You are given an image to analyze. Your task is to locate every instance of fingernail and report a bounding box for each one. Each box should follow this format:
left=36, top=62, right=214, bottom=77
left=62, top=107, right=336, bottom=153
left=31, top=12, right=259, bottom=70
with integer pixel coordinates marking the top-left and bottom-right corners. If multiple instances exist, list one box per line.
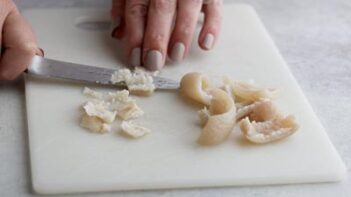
left=170, top=42, right=185, bottom=62
left=203, top=33, right=214, bottom=50
left=36, top=48, right=45, bottom=56
left=145, top=50, right=163, bottom=70
left=130, top=48, right=141, bottom=67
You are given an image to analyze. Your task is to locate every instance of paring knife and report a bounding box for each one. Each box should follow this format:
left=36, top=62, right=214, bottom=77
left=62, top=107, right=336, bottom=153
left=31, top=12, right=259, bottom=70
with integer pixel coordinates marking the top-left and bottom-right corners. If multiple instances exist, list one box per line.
left=26, top=55, right=180, bottom=90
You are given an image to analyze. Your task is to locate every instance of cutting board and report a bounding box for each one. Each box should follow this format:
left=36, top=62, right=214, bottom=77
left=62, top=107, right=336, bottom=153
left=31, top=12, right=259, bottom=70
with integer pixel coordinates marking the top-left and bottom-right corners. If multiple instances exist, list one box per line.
left=24, top=4, right=346, bottom=195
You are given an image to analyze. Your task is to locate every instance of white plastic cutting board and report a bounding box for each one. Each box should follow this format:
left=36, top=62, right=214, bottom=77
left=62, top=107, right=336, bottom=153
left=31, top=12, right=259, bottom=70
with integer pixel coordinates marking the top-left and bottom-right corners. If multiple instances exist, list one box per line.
left=24, top=4, right=346, bottom=195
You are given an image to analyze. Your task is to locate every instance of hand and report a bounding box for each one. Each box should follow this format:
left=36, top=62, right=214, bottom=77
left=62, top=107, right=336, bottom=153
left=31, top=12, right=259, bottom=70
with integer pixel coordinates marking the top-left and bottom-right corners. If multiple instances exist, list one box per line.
left=0, top=0, right=43, bottom=81
left=111, top=0, right=223, bottom=70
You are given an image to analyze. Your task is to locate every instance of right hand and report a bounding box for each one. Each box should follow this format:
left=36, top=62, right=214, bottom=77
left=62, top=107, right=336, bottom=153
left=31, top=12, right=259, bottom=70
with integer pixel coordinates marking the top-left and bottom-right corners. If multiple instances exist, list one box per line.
left=0, top=0, right=43, bottom=81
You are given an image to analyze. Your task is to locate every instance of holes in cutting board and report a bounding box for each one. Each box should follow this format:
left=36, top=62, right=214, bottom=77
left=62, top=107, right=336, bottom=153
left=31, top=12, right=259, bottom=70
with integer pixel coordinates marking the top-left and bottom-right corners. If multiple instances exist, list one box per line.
left=75, top=16, right=111, bottom=31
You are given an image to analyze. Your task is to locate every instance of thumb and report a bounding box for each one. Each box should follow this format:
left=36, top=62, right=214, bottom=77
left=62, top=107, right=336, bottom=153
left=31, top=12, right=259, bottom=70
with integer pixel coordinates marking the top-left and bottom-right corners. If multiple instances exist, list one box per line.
left=0, top=7, right=43, bottom=81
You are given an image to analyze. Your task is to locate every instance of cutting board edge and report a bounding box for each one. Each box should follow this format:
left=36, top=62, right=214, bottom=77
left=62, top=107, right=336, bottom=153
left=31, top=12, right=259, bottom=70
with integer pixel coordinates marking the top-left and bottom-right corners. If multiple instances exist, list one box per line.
left=31, top=170, right=347, bottom=195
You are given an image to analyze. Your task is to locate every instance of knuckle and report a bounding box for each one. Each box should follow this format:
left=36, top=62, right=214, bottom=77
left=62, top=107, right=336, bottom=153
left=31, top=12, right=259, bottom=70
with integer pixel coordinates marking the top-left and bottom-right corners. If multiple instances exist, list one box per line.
left=175, top=16, right=195, bottom=38
left=177, top=24, right=192, bottom=38
left=128, top=1, right=148, bottom=17
left=180, top=29, right=192, bottom=38
left=151, top=0, right=176, bottom=12
left=148, top=32, right=167, bottom=44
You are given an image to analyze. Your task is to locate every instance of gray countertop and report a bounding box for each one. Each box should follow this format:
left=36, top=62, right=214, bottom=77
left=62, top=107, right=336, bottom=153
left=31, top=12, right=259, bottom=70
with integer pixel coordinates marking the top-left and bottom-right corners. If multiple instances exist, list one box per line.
left=1, top=0, right=350, bottom=196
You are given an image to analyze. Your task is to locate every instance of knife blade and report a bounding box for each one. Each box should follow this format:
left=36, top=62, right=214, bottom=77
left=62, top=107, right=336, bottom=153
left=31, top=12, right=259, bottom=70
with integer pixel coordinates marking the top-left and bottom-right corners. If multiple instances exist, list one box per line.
left=26, top=55, right=180, bottom=90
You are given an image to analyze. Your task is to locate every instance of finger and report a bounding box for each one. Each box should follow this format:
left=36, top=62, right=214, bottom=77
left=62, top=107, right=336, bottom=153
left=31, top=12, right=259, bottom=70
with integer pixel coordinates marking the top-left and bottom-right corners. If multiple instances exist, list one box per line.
left=0, top=0, right=15, bottom=55
left=111, top=0, right=126, bottom=39
left=168, top=0, right=203, bottom=62
left=198, top=0, right=222, bottom=50
left=143, top=0, right=176, bottom=70
left=0, top=9, right=41, bottom=81
left=125, top=0, right=149, bottom=67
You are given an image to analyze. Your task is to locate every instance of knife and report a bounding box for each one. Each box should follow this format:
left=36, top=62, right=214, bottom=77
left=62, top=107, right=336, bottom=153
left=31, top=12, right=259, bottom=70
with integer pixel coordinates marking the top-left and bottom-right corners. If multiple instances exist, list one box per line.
left=26, top=55, right=180, bottom=90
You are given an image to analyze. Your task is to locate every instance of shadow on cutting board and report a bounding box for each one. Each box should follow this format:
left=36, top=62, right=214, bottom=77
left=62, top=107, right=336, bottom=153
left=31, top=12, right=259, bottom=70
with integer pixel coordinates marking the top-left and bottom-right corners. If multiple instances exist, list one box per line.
left=75, top=18, right=128, bottom=67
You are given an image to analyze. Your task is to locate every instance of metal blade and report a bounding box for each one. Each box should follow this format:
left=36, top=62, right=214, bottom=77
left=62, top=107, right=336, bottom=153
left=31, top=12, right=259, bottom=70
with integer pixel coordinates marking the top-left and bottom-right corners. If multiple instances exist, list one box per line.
left=27, top=55, right=180, bottom=90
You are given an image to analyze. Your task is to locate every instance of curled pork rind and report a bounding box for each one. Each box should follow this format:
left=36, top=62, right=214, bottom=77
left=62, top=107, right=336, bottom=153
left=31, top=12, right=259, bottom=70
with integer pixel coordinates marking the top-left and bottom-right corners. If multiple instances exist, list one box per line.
left=236, top=100, right=279, bottom=122
left=180, top=72, right=213, bottom=106
left=239, top=115, right=299, bottom=144
left=198, top=88, right=236, bottom=146
left=198, top=107, right=210, bottom=126
left=222, top=79, right=279, bottom=102
left=233, top=81, right=279, bottom=102
left=179, top=72, right=299, bottom=145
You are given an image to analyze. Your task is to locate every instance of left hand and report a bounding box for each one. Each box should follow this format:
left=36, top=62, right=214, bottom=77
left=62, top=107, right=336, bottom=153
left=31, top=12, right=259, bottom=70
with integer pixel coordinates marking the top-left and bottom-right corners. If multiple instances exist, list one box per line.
left=111, top=0, right=223, bottom=70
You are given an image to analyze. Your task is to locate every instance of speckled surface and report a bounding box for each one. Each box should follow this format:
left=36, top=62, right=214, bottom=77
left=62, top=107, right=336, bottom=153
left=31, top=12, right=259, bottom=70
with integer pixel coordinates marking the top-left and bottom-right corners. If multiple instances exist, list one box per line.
left=1, top=0, right=350, bottom=196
